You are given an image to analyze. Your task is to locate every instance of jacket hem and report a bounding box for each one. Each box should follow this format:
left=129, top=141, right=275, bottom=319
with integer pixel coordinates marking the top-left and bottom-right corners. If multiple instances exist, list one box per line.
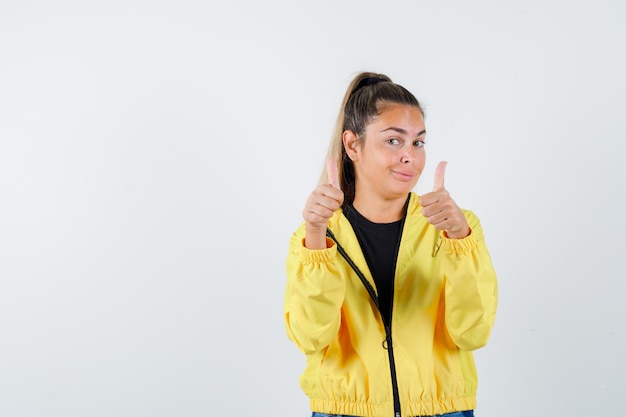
left=310, top=396, right=476, bottom=417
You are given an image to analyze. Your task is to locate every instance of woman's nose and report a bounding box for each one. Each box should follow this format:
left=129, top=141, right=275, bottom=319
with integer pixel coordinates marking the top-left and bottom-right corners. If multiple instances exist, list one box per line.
left=401, top=147, right=412, bottom=164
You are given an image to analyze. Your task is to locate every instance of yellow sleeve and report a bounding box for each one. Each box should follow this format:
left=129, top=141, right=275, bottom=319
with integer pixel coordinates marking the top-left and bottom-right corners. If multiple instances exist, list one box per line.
left=441, top=210, right=498, bottom=351
left=284, top=226, right=346, bottom=355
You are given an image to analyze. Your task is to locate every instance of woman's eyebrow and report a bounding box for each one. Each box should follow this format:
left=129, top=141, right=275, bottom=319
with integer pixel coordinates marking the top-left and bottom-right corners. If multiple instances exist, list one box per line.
left=380, top=127, right=426, bottom=137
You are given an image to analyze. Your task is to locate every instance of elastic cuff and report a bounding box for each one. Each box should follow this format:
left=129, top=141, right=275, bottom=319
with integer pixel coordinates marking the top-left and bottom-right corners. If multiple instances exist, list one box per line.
left=299, top=238, right=337, bottom=264
left=442, top=231, right=478, bottom=255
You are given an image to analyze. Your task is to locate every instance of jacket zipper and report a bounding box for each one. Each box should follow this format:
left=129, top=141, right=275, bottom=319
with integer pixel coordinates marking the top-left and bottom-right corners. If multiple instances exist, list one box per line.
left=386, top=196, right=408, bottom=417
left=326, top=195, right=409, bottom=417
left=384, top=323, right=401, bottom=417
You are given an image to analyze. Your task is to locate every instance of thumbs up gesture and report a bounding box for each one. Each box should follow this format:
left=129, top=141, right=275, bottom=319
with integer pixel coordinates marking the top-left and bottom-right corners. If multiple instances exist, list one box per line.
left=420, top=161, right=470, bottom=239
left=302, top=157, right=345, bottom=248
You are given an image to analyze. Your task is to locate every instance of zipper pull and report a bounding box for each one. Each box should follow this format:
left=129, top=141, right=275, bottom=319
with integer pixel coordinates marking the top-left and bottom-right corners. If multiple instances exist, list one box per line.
left=382, top=326, right=392, bottom=350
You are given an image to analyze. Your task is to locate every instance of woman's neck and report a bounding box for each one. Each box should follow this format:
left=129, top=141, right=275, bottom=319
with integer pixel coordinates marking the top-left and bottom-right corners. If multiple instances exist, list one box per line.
left=351, top=193, right=409, bottom=223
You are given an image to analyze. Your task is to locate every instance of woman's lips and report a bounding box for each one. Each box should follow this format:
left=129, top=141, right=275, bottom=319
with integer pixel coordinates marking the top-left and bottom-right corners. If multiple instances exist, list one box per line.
left=392, top=170, right=416, bottom=181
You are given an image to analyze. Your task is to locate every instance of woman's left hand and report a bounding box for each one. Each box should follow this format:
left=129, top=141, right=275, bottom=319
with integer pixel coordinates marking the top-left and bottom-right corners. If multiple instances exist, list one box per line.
left=420, top=161, right=470, bottom=239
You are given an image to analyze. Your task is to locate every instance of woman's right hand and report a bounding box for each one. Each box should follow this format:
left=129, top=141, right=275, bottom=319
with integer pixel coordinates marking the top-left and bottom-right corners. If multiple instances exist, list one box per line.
left=302, top=157, right=344, bottom=249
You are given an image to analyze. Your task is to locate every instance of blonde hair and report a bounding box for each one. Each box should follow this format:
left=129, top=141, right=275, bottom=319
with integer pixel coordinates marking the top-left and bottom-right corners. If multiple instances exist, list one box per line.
left=320, top=72, right=423, bottom=207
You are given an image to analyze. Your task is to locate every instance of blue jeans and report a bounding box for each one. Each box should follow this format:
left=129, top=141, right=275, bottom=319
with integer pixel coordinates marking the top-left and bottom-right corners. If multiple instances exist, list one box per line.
left=312, top=411, right=474, bottom=417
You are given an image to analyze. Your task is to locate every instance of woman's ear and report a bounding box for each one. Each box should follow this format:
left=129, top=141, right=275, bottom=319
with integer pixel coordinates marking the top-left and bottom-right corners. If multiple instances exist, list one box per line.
left=343, top=130, right=360, bottom=161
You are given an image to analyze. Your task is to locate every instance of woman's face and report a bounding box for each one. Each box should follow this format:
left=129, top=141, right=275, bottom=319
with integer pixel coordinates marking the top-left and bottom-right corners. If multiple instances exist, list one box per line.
left=348, top=103, right=426, bottom=201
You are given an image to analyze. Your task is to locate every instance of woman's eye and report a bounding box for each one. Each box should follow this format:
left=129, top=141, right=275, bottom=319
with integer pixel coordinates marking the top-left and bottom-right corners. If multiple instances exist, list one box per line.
left=414, top=140, right=425, bottom=147
left=387, top=138, right=400, bottom=145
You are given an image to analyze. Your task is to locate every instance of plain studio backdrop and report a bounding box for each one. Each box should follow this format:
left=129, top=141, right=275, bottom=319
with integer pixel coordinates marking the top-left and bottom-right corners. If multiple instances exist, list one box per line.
left=1, top=1, right=624, bottom=416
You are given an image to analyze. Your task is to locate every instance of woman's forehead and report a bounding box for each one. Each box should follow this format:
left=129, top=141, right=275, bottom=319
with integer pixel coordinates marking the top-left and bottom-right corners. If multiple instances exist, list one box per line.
left=368, top=103, right=425, bottom=133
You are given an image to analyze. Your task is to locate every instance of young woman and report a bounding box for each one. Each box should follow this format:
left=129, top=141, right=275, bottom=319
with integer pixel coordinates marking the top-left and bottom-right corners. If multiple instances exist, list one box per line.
left=284, top=72, right=498, bottom=417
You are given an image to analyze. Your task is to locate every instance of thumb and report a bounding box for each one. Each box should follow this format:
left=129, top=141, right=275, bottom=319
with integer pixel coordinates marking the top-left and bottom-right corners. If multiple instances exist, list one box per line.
left=326, top=156, right=340, bottom=189
left=433, top=161, right=447, bottom=191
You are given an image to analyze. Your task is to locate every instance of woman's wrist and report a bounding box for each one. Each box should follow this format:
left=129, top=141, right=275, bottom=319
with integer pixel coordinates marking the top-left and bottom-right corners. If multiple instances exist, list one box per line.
left=304, top=222, right=329, bottom=249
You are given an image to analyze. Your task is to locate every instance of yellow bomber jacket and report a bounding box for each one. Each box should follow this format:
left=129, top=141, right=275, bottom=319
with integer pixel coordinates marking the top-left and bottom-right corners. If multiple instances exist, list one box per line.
left=284, top=193, right=498, bottom=417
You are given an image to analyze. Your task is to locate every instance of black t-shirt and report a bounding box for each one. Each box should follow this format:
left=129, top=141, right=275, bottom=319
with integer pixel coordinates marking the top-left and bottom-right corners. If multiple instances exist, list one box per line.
left=343, top=201, right=407, bottom=326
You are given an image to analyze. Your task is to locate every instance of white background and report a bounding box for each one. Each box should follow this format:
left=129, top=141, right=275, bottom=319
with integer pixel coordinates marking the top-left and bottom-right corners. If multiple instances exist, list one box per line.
left=1, top=1, right=625, bottom=416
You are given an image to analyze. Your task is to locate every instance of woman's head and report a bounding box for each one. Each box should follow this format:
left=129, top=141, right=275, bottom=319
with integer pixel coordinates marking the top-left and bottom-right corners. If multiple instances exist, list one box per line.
left=323, top=72, right=424, bottom=207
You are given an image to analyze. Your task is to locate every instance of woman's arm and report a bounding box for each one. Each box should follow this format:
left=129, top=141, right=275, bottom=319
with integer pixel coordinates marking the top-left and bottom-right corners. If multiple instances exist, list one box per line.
left=440, top=210, right=498, bottom=351
left=284, top=227, right=346, bottom=355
